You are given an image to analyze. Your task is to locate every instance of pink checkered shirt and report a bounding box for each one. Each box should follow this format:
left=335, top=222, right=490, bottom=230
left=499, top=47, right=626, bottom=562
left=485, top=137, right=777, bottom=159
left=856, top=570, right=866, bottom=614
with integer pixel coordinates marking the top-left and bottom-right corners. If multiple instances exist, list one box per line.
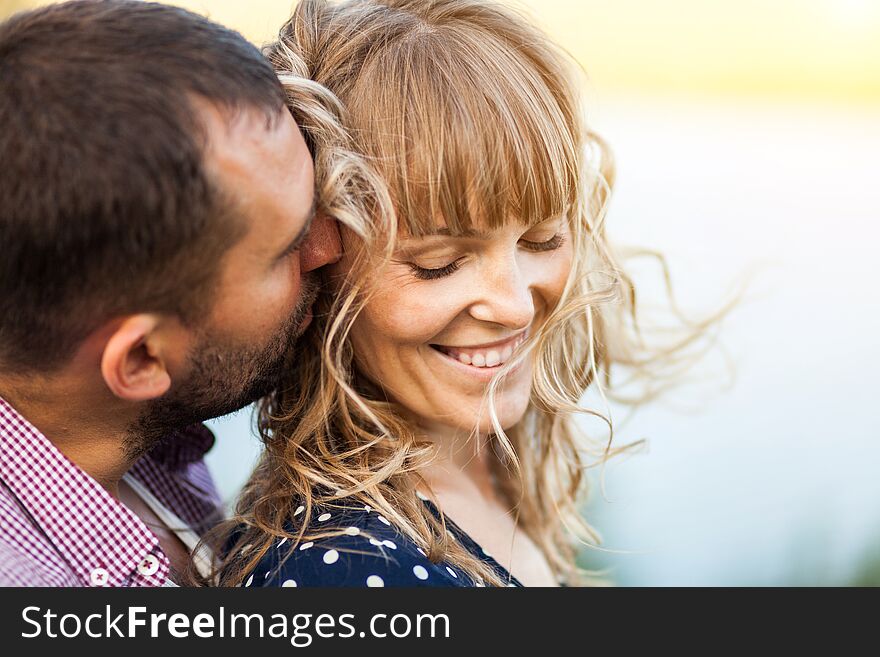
left=0, top=397, right=223, bottom=587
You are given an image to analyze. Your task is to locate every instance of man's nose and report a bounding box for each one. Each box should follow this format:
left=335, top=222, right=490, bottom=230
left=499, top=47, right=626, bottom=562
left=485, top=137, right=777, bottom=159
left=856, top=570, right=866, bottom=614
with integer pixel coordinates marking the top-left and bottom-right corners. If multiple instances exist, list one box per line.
left=300, top=213, right=342, bottom=273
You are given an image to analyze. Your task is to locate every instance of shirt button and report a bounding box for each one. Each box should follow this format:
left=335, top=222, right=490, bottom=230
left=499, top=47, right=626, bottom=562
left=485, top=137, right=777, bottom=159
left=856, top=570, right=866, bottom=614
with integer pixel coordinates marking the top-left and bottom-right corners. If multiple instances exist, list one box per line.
left=90, top=567, right=110, bottom=586
left=138, top=554, right=161, bottom=577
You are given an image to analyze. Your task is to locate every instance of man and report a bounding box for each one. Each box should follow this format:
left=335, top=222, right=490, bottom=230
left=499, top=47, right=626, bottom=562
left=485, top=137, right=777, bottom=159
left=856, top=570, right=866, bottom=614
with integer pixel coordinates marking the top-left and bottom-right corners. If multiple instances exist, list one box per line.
left=0, top=0, right=342, bottom=586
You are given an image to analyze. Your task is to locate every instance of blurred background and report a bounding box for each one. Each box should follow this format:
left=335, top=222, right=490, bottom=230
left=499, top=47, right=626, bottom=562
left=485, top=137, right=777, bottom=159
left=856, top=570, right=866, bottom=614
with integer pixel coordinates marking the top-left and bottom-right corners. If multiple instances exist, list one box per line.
left=2, top=0, right=878, bottom=585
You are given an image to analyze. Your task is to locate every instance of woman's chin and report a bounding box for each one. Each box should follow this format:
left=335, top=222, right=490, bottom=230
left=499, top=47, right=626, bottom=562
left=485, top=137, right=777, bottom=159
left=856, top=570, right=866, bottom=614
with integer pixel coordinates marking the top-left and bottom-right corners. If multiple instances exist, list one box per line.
left=443, top=372, right=535, bottom=435
left=447, top=395, right=532, bottom=436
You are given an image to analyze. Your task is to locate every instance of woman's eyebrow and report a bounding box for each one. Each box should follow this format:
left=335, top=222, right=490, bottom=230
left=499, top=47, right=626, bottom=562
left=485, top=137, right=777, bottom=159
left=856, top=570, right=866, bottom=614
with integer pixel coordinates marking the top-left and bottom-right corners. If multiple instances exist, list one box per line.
left=398, top=217, right=564, bottom=248
left=429, top=227, right=490, bottom=239
left=398, top=227, right=490, bottom=243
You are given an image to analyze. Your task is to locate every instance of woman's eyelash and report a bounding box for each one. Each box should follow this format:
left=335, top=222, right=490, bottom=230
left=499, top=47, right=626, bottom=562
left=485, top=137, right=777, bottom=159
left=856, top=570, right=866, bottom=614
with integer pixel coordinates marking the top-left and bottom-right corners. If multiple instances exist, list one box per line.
left=409, top=259, right=463, bottom=280
left=408, top=234, right=563, bottom=280
left=520, top=232, right=565, bottom=252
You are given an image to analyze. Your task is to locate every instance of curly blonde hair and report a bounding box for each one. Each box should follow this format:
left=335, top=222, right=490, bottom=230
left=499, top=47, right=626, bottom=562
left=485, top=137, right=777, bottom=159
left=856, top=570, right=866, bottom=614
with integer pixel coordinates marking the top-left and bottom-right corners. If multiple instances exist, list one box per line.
left=209, top=0, right=722, bottom=588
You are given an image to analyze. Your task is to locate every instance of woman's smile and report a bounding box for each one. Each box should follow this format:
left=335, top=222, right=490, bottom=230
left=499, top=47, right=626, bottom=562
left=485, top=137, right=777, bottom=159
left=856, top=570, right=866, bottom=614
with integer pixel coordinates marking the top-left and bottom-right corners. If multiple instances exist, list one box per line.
left=428, top=328, right=529, bottom=382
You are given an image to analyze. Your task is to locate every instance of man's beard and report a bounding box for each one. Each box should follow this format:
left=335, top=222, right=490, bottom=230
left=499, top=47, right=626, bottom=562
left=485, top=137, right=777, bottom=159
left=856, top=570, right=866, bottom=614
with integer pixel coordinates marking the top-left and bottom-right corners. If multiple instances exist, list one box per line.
left=124, top=277, right=319, bottom=459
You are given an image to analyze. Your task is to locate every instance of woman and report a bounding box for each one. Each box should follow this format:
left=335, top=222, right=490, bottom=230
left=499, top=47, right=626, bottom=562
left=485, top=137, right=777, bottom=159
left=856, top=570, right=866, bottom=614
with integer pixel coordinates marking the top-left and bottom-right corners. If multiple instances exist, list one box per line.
left=213, top=0, right=710, bottom=587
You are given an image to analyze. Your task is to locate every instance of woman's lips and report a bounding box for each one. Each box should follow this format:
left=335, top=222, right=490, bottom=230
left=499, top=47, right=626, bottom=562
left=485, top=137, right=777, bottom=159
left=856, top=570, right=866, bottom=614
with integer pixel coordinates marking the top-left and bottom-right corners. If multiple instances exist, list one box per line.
left=429, top=329, right=529, bottom=376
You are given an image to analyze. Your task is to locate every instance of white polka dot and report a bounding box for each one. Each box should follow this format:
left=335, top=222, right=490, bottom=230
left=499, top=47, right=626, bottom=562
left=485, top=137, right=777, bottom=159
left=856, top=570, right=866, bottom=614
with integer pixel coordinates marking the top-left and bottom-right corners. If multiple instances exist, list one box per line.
left=244, top=574, right=254, bottom=587
left=366, top=575, right=385, bottom=587
left=475, top=579, right=486, bottom=587
left=317, top=512, right=332, bottom=522
left=416, top=491, right=430, bottom=501
left=481, top=547, right=492, bottom=557
left=363, top=505, right=372, bottom=513
left=416, top=547, right=427, bottom=557
left=445, top=566, right=458, bottom=578
left=507, top=582, right=517, bottom=587
left=299, top=541, right=314, bottom=551
left=277, top=537, right=288, bottom=548
left=281, top=579, right=297, bottom=587
left=294, top=505, right=305, bottom=516
left=377, top=515, right=391, bottom=526
left=413, top=565, right=429, bottom=580
left=446, top=530, right=457, bottom=542
left=369, top=538, right=384, bottom=547
left=344, top=526, right=360, bottom=536
left=381, top=539, right=397, bottom=550
left=323, top=549, right=340, bottom=564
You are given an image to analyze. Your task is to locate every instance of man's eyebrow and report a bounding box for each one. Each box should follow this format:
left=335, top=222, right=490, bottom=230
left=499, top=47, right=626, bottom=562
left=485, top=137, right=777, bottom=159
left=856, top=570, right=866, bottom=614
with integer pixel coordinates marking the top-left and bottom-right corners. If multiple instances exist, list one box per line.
left=280, top=197, right=317, bottom=257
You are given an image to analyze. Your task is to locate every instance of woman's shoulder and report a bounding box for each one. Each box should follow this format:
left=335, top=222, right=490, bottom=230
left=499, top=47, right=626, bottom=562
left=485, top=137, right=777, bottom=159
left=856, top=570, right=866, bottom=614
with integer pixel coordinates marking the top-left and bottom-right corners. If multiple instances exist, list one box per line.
left=240, top=501, right=476, bottom=588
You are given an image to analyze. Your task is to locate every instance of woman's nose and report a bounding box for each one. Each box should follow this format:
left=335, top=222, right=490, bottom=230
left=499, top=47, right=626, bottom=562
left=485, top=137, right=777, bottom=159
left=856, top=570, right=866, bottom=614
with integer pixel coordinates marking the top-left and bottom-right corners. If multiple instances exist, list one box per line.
left=300, top=213, right=342, bottom=273
left=469, top=257, right=535, bottom=330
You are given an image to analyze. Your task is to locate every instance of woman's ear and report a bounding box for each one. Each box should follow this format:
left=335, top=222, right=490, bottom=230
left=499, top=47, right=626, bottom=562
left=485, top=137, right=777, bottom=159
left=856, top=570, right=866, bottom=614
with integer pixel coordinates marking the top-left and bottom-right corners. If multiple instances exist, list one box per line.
left=100, top=315, right=173, bottom=402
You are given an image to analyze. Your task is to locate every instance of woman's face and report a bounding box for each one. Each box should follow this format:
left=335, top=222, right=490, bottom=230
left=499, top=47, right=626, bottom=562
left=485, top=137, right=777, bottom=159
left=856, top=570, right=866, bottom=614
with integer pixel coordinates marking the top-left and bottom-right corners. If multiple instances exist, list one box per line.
left=337, top=215, right=573, bottom=437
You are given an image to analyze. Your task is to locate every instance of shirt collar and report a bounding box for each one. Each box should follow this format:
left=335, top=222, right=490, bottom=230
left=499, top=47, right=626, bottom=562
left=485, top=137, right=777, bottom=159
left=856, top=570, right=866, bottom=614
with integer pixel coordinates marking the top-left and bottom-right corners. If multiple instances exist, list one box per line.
left=0, top=397, right=170, bottom=587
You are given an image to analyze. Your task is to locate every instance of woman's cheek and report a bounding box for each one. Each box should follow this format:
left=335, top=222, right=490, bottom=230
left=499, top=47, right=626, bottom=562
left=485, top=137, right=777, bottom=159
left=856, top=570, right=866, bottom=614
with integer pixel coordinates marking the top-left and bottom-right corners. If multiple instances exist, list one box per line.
left=544, top=243, right=574, bottom=301
left=365, top=279, right=464, bottom=344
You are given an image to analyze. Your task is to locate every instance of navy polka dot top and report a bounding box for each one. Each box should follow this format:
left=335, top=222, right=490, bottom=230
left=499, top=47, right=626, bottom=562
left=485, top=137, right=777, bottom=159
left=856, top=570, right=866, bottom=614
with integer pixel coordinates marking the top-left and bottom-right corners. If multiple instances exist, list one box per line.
left=240, top=496, right=523, bottom=588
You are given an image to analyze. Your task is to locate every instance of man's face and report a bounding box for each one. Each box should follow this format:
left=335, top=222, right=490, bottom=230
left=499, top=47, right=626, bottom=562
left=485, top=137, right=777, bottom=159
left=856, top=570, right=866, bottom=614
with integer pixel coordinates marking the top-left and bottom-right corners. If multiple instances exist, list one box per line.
left=135, top=104, right=340, bottom=440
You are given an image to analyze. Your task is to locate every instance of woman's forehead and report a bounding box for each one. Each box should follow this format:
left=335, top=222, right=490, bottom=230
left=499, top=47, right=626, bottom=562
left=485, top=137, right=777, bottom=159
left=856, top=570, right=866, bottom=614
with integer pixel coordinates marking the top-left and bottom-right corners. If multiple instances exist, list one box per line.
left=398, top=213, right=564, bottom=239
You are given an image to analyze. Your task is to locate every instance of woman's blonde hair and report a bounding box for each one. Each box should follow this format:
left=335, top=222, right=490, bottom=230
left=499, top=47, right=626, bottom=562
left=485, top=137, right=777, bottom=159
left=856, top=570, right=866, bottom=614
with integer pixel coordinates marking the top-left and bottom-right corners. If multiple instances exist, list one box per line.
left=210, top=0, right=723, bottom=587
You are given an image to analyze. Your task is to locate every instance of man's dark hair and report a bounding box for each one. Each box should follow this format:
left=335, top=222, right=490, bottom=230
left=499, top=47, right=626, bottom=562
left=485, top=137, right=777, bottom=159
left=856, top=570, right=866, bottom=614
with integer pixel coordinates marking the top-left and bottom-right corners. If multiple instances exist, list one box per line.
left=0, top=0, right=285, bottom=371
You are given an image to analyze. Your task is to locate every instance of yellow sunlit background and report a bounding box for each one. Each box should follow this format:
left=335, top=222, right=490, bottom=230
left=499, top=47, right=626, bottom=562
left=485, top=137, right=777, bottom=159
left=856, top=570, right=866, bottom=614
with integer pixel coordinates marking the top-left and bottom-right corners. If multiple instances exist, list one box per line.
left=2, top=0, right=878, bottom=586
left=5, top=0, right=880, bottom=103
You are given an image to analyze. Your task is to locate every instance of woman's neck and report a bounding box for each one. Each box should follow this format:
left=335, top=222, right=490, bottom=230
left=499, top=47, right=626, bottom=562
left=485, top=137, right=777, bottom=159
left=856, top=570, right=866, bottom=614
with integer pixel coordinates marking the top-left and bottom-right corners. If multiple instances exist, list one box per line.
left=417, top=421, right=500, bottom=503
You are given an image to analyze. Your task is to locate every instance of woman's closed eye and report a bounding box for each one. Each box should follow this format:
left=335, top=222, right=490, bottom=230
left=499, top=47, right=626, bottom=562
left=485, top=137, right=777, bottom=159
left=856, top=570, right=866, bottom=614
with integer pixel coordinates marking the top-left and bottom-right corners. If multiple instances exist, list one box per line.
left=406, top=233, right=566, bottom=280
left=520, top=232, right=565, bottom=252
left=408, top=258, right=464, bottom=281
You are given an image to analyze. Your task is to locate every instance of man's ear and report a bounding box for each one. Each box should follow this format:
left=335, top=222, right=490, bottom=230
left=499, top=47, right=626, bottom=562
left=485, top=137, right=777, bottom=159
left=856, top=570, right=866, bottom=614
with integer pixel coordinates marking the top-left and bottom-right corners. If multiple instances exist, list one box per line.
left=100, top=315, right=174, bottom=402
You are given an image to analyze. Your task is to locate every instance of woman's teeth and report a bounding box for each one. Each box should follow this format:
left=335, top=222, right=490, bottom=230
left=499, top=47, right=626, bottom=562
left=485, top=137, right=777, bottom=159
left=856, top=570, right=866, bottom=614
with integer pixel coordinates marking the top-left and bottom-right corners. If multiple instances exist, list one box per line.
left=438, top=332, right=527, bottom=369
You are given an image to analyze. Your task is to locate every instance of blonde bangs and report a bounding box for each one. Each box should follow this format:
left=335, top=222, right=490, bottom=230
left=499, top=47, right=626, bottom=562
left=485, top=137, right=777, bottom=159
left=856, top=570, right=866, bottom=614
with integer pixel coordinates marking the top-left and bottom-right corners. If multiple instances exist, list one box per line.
left=339, top=11, right=582, bottom=236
